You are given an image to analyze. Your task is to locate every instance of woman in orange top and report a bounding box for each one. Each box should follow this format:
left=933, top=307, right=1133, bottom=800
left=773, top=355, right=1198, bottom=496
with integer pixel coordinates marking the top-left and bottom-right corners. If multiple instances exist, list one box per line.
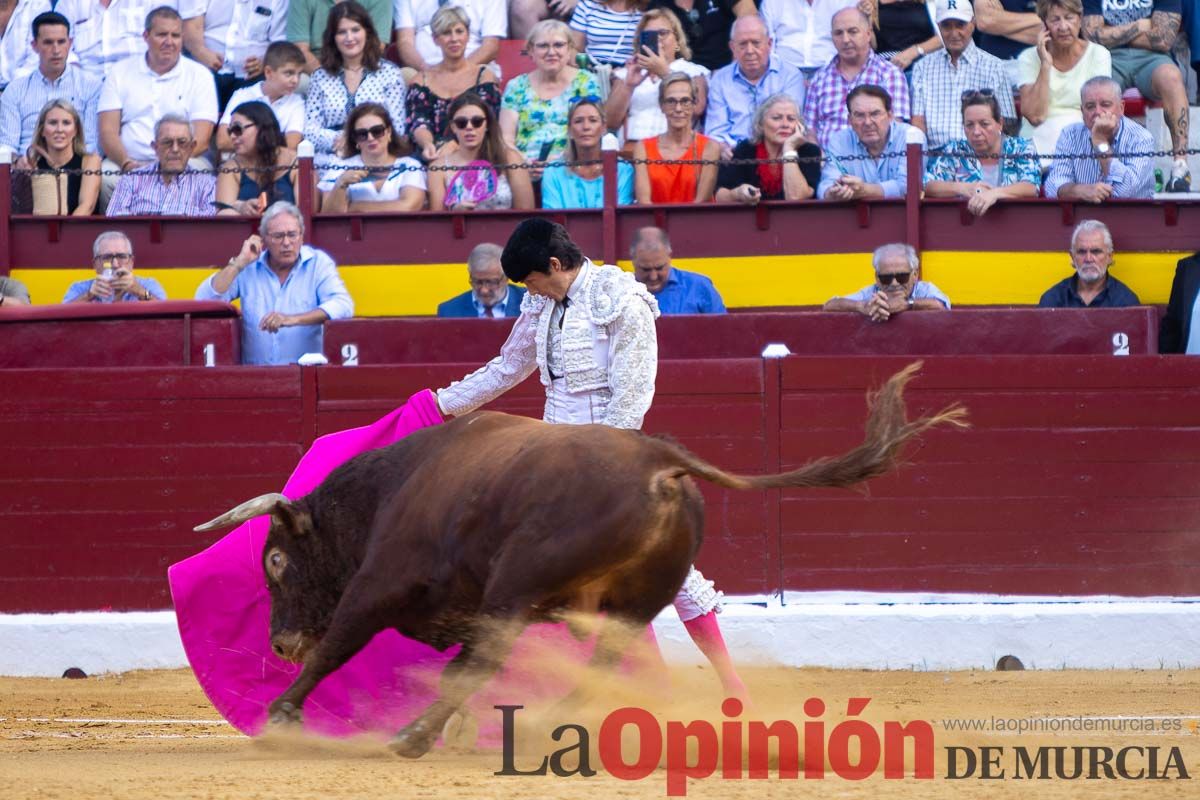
left=633, top=72, right=719, bottom=204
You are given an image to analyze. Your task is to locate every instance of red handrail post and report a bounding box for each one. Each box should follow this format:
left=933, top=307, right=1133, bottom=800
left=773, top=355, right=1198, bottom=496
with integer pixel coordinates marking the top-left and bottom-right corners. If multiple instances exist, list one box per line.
left=601, top=140, right=618, bottom=266
left=905, top=141, right=921, bottom=254
left=297, top=141, right=316, bottom=245
left=0, top=147, right=12, bottom=276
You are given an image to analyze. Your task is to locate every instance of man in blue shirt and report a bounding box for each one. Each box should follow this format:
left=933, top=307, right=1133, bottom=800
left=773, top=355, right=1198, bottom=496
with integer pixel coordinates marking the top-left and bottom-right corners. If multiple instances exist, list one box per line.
left=196, top=201, right=354, bottom=365
left=1039, top=220, right=1141, bottom=308
left=704, top=14, right=806, bottom=157
left=437, top=242, right=527, bottom=318
left=630, top=227, right=726, bottom=314
left=818, top=84, right=925, bottom=200
left=823, top=242, right=950, bottom=321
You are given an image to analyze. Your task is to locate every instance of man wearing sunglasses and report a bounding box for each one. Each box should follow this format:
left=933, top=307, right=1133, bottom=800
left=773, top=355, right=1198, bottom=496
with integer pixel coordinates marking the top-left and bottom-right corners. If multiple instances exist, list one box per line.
left=823, top=242, right=951, bottom=321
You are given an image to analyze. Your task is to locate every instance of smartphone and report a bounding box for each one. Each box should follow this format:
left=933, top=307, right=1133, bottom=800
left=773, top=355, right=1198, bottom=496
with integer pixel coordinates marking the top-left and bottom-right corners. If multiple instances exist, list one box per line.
left=638, top=30, right=659, bottom=56
left=537, top=141, right=554, bottom=162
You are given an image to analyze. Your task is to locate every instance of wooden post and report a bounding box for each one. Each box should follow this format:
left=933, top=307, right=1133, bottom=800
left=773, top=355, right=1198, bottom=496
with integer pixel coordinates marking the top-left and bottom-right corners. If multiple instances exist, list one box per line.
left=0, top=146, right=12, bottom=276
left=297, top=140, right=316, bottom=245
left=601, top=136, right=618, bottom=266
left=905, top=141, right=921, bottom=253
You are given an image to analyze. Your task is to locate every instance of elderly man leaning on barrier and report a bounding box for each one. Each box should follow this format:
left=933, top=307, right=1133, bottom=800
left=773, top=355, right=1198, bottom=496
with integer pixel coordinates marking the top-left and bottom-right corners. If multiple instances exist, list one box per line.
left=1044, top=76, right=1155, bottom=202
left=436, top=242, right=527, bottom=318
left=631, top=226, right=726, bottom=314
left=823, top=242, right=951, bottom=322
left=818, top=84, right=925, bottom=201
left=107, top=114, right=217, bottom=217
left=63, top=231, right=167, bottom=303
left=195, top=201, right=354, bottom=365
left=1039, top=219, right=1140, bottom=308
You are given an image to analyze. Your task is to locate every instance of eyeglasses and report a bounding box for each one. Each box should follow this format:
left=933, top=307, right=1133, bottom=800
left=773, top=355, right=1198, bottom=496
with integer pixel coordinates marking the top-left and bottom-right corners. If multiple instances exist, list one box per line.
left=95, top=252, right=133, bottom=263
left=353, top=124, right=388, bottom=142
left=877, top=272, right=912, bottom=286
left=453, top=115, right=486, bottom=130
left=662, top=97, right=694, bottom=108
left=156, top=137, right=192, bottom=151
left=266, top=231, right=302, bottom=242
left=470, top=278, right=506, bottom=289
left=227, top=121, right=256, bottom=138
left=533, top=41, right=568, bottom=52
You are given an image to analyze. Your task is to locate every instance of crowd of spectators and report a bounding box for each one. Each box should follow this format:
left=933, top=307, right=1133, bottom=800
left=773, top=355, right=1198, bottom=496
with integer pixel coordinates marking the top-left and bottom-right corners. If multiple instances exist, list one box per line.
left=1, top=0, right=1199, bottom=362
left=0, top=0, right=1190, bottom=220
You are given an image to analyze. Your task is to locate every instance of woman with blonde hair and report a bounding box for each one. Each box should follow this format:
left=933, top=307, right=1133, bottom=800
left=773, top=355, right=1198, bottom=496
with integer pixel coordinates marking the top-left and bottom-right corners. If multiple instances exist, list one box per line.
left=541, top=97, right=635, bottom=208
left=500, top=19, right=602, bottom=176
left=715, top=93, right=819, bottom=204
left=633, top=72, right=719, bottom=203
left=606, top=9, right=708, bottom=145
left=26, top=99, right=100, bottom=216
left=406, top=6, right=501, bottom=162
left=428, top=92, right=535, bottom=211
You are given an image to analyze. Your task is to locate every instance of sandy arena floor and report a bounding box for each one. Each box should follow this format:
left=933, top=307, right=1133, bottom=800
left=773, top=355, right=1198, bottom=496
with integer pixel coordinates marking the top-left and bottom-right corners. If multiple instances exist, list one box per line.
left=2, top=665, right=1199, bottom=799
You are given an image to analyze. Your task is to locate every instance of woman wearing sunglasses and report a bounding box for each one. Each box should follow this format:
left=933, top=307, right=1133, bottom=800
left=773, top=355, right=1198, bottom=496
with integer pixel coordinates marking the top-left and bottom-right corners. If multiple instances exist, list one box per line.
left=428, top=93, right=535, bottom=211
left=633, top=71, right=718, bottom=203
left=319, top=103, right=427, bottom=212
left=406, top=6, right=501, bottom=162
left=924, top=90, right=1040, bottom=218
left=541, top=97, right=634, bottom=209
left=215, top=102, right=299, bottom=217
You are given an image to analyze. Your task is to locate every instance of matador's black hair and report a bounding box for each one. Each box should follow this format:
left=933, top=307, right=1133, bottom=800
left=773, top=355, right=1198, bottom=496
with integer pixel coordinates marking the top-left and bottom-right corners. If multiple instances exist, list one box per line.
left=501, top=219, right=583, bottom=283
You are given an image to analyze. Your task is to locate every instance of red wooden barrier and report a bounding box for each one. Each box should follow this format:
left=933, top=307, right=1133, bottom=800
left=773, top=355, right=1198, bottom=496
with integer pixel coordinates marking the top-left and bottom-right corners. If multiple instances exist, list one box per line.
left=3, top=354, right=1200, bottom=612
left=0, top=300, right=242, bottom=366
left=323, top=308, right=1161, bottom=365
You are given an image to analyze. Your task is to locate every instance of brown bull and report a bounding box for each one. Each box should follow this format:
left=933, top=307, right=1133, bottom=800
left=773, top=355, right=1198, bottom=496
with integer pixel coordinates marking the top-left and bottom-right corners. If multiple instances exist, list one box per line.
left=194, top=363, right=965, bottom=757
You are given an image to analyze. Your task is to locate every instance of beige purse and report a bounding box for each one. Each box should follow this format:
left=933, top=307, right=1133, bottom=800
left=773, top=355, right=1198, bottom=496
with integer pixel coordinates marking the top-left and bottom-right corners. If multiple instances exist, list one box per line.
left=31, top=170, right=69, bottom=215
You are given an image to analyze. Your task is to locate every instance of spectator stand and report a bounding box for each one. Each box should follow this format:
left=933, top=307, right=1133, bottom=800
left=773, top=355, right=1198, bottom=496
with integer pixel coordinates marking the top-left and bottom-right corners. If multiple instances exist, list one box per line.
left=0, top=144, right=1198, bottom=312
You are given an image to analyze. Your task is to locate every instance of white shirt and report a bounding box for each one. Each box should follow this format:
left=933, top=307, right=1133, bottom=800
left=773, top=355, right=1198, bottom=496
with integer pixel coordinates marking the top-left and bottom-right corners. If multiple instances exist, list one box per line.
left=393, top=0, right=505, bottom=67
left=220, top=81, right=304, bottom=134
left=98, top=53, right=219, bottom=162
left=179, top=0, right=289, bottom=78
left=614, top=58, right=709, bottom=141
left=761, top=0, right=858, bottom=71
left=70, top=0, right=179, bottom=77
left=0, top=0, right=82, bottom=88
left=316, top=154, right=427, bottom=202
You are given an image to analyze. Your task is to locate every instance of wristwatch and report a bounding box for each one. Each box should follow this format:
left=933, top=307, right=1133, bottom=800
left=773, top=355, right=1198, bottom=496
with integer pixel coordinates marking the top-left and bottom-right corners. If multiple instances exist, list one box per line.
left=1095, top=141, right=1111, bottom=155
left=907, top=297, right=915, bottom=309
left=915, top=45, right=926, bottom=57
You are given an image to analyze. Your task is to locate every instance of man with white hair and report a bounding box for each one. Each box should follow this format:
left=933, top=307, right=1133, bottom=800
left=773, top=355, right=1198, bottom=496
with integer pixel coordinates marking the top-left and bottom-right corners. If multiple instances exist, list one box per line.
left=1044, top=75, right=1155, bottom=201
left=437, top=242, right=527, bottom=318
left=704, top=14, right=806, bottom=156
left=1039, top=220, right=1140, bottom=307
left=63, top=231, right=167, bottom=303
left=823, top=242, right=951, bottom=322
left=106, top=114, right=217, bottom=217
left=196, top=202, right=355, bottom=365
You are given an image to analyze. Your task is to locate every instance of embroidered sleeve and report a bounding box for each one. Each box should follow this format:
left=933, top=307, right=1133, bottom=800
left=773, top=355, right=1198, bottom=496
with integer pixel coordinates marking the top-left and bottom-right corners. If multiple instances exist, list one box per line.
left=436, top=310, right=539, bottom=416
left=601, top=295, right=657, bottom=430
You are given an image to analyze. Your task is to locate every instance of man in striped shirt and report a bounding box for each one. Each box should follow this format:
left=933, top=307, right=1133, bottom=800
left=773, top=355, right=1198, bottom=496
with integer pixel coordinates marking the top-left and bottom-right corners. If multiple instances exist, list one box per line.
left=1044, top=76, right=1155, bottom=201
left=0, top=11, right=101, bottom=156
left=804, top=6, right=909, bottom=149
left=107, top=114, right=217, bottom=216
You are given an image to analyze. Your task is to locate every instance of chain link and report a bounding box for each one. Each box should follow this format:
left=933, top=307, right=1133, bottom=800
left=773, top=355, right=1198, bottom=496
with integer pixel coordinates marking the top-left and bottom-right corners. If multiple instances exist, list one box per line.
left=9, top=146, right=1200, bottom=178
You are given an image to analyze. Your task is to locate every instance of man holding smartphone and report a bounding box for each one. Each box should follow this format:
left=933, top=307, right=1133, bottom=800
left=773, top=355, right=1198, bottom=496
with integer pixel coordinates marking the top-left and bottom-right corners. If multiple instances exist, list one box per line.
left=63, top=231, right=166, bottom=304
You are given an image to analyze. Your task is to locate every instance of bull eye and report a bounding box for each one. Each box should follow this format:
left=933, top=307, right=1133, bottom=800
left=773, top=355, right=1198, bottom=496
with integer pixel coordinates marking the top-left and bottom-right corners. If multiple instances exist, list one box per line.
left=267, top=549, right=286, bottom=579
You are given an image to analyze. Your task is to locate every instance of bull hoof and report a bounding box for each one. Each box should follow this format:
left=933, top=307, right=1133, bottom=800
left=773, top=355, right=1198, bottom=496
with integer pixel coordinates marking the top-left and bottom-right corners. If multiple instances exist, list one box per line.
left=389, top=721, right=438, bottom=759
left=442, top=710, right=478, bottom=751
left=267, top=700, right=303, bottom=727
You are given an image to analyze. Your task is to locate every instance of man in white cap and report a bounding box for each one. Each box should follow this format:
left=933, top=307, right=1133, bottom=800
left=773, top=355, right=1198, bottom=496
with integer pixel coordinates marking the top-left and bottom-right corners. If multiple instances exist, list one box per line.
left=910, top=0, right=1017, bottom=151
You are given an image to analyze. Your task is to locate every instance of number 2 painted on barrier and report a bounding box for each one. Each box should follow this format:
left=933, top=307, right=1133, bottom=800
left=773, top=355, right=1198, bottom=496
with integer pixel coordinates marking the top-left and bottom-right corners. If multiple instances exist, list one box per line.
left=341, top=343, right=359, bottom=366
left=1112, top=332, right=1129, bottom=356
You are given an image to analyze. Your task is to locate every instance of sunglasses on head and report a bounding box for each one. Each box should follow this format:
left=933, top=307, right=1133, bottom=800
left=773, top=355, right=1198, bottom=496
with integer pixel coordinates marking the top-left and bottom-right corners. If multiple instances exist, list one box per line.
left=453, top=115, right=486, bottom=130
left=961, top=88, right=995, bottom=100
left=353, top=123, right=388, bottom=142
left=877, top=272, right=912, bottom=286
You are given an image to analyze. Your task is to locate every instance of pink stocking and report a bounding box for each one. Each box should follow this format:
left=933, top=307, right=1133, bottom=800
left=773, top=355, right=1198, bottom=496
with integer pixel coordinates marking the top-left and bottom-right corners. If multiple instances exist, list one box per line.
left=682, top=611, right=749, bottom=702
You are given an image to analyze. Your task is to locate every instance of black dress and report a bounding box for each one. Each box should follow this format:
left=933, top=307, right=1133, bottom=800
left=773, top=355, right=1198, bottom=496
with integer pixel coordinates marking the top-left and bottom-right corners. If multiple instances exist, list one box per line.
left=874, top=2, right=935, bottom=57
left=716, top=140, right=822, bottom=200
left=35, top=152, right=83, bottom=213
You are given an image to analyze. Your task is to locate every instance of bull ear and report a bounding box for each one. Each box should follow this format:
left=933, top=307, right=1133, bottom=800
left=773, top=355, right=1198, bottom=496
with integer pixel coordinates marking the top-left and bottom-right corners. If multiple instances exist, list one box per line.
left=193, top=492, right=291, bottom=532
left=275, top=504, right=314, bottom=537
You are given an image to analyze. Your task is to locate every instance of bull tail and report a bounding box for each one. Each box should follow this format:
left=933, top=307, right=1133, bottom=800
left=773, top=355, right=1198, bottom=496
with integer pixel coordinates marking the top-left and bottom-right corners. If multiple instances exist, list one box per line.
left=660, top=362, right=968, bottom=492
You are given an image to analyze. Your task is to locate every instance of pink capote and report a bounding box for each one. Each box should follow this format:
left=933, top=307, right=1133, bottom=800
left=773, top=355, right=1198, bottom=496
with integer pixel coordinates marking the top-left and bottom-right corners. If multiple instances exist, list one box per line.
left=169, top=389, right=630, bottom=740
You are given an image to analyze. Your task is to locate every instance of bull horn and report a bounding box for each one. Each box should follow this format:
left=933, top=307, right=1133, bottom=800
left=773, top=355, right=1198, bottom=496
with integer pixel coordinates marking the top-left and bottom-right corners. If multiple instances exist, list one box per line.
left=193, top=492, right=291, bottom=532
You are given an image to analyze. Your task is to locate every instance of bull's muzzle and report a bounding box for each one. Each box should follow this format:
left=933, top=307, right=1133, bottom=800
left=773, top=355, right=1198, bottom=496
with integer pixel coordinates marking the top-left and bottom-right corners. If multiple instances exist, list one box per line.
left=271, top=631, right=315, bottom=663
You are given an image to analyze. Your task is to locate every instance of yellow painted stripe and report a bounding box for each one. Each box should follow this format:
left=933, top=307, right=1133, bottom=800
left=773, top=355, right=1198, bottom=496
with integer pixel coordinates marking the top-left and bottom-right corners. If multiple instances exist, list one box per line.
left=13, top=250, right=1183, bottom=315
